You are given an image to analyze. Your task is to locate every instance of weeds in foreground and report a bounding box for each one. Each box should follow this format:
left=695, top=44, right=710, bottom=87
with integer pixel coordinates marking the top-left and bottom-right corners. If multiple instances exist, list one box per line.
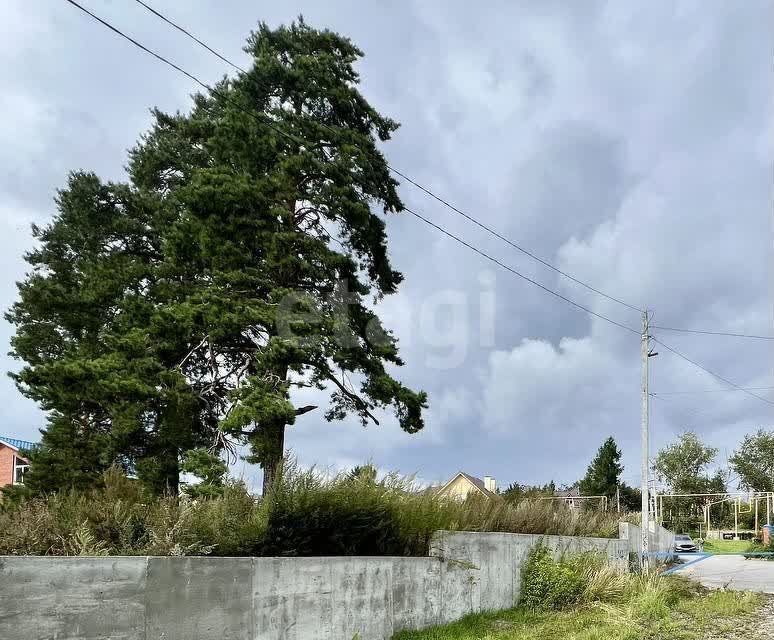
left=395, top=548, right=763, bottom=640
left=0, top=463, right=622, bottom=557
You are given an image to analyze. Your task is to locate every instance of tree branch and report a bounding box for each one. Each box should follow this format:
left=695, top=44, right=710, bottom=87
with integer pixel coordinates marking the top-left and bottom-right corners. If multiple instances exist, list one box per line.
left=317, top=365, right=379, bottom=425
left=294, top=405, right=318, bottom=416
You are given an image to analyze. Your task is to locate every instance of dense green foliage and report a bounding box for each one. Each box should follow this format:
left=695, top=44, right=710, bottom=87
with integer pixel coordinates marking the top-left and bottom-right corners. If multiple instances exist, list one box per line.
left=730, top=429, right=774, bottom=493
left=654, top=432, right=727, bottom=531
left=520, top=546, right=589, bottom=611
left=578, top=437, right=623, bottom=501
left=654, top=432, right=719, bottom=494
left=576, top=436, right=640, bottom=511
left=7, top=19, right=426, bottom=495
left=0, top=465, right=623, bottom=557
left=743, top=538, right=774, bottom=561
left=180, top=448, right=229, bottom=498
left=617, top=483, right=642, bottom=512
left=501, top=481, right=556, bottom=503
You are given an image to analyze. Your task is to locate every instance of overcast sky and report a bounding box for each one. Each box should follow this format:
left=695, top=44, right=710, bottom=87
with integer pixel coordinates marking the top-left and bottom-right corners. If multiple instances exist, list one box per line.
left=1, top=1, right=771, bottom=492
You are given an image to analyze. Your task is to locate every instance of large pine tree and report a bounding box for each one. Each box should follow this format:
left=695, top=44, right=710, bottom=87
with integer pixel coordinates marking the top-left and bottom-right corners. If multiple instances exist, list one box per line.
left=8, top=19, right=427, bottom=495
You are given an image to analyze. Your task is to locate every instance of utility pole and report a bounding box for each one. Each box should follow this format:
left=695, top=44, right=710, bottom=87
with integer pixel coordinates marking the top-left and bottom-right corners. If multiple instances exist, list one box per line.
left=641, top=309, right=651, bottom=569
left=616, top=485, right=621, bottom=514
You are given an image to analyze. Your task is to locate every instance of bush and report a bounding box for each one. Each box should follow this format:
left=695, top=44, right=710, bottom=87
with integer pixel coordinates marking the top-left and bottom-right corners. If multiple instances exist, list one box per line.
left=520, top=545, right=704, bottom=616
left=0, top=467, right=151, bottom=556
left=0, top=463, right=624, bottom=557
left=520, top=545, right=587, bottom=611
left=744, top=538, right=774, bottom=561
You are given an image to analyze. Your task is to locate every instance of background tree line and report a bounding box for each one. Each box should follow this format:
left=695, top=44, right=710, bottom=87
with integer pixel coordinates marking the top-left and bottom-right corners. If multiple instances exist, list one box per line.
left=498, top=428, right=773, bottom=532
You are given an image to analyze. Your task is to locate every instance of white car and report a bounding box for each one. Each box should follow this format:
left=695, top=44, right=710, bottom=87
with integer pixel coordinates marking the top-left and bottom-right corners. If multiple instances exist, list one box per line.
left=674, top=534, right=698, bottom=553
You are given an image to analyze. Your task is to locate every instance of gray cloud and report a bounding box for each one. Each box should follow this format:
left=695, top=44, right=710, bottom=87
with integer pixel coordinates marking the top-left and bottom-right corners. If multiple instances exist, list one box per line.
left=0, top=0, right=770, bottom=491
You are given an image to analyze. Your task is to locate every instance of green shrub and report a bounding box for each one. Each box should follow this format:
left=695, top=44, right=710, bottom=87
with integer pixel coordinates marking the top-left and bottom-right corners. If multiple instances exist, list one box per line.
left=744, top=538, right=774, bottom=561
left=520, top=545, right=587, bottom=611
left=259, top=467, right=404, bottom=556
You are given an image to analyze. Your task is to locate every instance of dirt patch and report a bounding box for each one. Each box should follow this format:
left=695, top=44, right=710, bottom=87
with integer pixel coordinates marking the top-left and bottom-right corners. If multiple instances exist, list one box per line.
left=751, top=596, right=774, bottom=640
left=704, top=596, right=774, bottom=640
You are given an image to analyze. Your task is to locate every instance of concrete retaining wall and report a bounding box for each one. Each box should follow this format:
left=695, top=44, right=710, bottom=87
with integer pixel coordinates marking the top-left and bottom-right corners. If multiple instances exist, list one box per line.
left=0, top=532, right=628, bottom=640
left=430, top=531, right=629, bottom=610
left=619, top=522, right=676, bottom=562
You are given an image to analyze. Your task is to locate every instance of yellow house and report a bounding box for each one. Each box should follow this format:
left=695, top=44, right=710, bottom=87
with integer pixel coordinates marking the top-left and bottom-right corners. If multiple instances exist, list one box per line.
left=436, top=472, right=498, bottom=500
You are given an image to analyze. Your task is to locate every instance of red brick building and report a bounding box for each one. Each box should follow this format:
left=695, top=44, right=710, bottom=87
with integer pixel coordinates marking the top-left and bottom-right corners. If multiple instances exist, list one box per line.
left=0, top=436, right=36, bottom=488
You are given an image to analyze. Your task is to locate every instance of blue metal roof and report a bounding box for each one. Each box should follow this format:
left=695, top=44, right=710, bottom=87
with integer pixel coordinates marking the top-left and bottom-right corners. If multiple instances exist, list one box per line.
left=0, top=436, right=39, bottom=450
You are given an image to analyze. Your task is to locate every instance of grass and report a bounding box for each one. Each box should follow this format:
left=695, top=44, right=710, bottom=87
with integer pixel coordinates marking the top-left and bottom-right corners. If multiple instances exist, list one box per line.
left=393, top=546, right=766, bottom=640
left=392, top=581, right=763, bottom=640
left=700, top=538, right=774, bottom=560
left=0, top=464, right=625, bottom=557
left=702, top=539, right=755, bottom=554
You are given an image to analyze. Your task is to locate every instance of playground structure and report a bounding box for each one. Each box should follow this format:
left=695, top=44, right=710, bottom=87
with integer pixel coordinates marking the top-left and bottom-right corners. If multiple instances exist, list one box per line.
left=537, top=494, right=611, bottom=511
left=651, top=490, right=773, bottom=540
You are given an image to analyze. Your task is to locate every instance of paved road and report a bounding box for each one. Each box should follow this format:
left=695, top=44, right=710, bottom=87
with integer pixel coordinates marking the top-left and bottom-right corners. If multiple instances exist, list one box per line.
left=673, top=553, right=774, bottom=594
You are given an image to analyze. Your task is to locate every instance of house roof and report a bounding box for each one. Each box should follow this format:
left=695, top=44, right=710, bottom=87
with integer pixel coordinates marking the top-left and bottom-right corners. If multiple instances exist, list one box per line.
left=438, top=471, right=498, bottom=499
left=0, top=436, right=39, bottom=452
left=554, top=487, right=582, bottom=498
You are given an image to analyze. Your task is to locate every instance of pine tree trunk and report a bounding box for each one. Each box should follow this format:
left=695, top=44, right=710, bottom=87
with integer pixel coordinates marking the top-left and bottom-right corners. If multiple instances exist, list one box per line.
left=164, top=456, right=180, bottom=496
left=261, top=420, right=286, bottom=496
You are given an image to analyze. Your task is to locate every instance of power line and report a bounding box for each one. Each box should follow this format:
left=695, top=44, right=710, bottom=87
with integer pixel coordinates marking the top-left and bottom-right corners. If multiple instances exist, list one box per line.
left=651, top=387, right=774, bottom=396
left=651, top=326, right=774, bottom=340
left=57, top=0, right=774, bottom=399
left=125, top=0, right=774, bottom=345
left=649, top=393, right=720, bottom=425
left=406, top=208, right=639, bottom=334
left=63, top=2, right=332, bottom=167
left=63, top=0, right=642, bottom=337
left=64, top=0, right=216, bottom=91
left=133, top=0, right=245, bottom=74
left=392, top=168, right=643, bottom=312
left=130, top=0, right=644, bottom=315
left=650, top=336, right=774, bottom=407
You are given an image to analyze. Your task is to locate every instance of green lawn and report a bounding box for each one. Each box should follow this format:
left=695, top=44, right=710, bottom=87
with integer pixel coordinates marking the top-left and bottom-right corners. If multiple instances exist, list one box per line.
left=392, top=588, right=763, bottom=640
left=701, top=539, right=755, bottom=554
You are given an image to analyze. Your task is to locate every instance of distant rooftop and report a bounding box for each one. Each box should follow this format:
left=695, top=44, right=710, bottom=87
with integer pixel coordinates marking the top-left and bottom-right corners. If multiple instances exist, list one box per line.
left=554, top=487, right=582, bottom=498
left=0, top=436, right=39, bottom=451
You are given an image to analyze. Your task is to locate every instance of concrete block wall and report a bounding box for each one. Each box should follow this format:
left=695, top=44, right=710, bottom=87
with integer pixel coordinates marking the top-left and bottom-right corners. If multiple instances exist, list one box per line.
left=619, top=522, right=676, bottom=562
left=0, top=531, right=629, bottom=640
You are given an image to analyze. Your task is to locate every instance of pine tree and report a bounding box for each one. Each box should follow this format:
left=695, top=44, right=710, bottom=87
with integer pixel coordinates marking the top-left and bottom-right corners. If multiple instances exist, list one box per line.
left=22, top=413, right=116, bottom=493
left=7, top=173, right=215, bottom=493
left=578, top=437, right=624, bottom=500
left=8, top=19, right=427, bottom=495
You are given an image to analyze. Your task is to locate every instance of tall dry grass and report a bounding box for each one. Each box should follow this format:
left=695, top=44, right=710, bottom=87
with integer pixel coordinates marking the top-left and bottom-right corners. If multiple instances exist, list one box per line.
left=0, top=464, right=622, bottom=557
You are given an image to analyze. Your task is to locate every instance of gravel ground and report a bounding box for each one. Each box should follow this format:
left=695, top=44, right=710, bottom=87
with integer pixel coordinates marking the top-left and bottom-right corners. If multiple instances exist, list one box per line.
left=751, top=596, right=774, bottom=640
left=704, top=596, right=774, bottom=640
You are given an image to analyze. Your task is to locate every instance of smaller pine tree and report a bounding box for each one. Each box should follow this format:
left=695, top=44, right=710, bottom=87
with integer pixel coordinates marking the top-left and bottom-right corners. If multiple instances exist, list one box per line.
left=578, top=437, right=624, bottom=500
left=23, top=413, right=116, bottom=493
